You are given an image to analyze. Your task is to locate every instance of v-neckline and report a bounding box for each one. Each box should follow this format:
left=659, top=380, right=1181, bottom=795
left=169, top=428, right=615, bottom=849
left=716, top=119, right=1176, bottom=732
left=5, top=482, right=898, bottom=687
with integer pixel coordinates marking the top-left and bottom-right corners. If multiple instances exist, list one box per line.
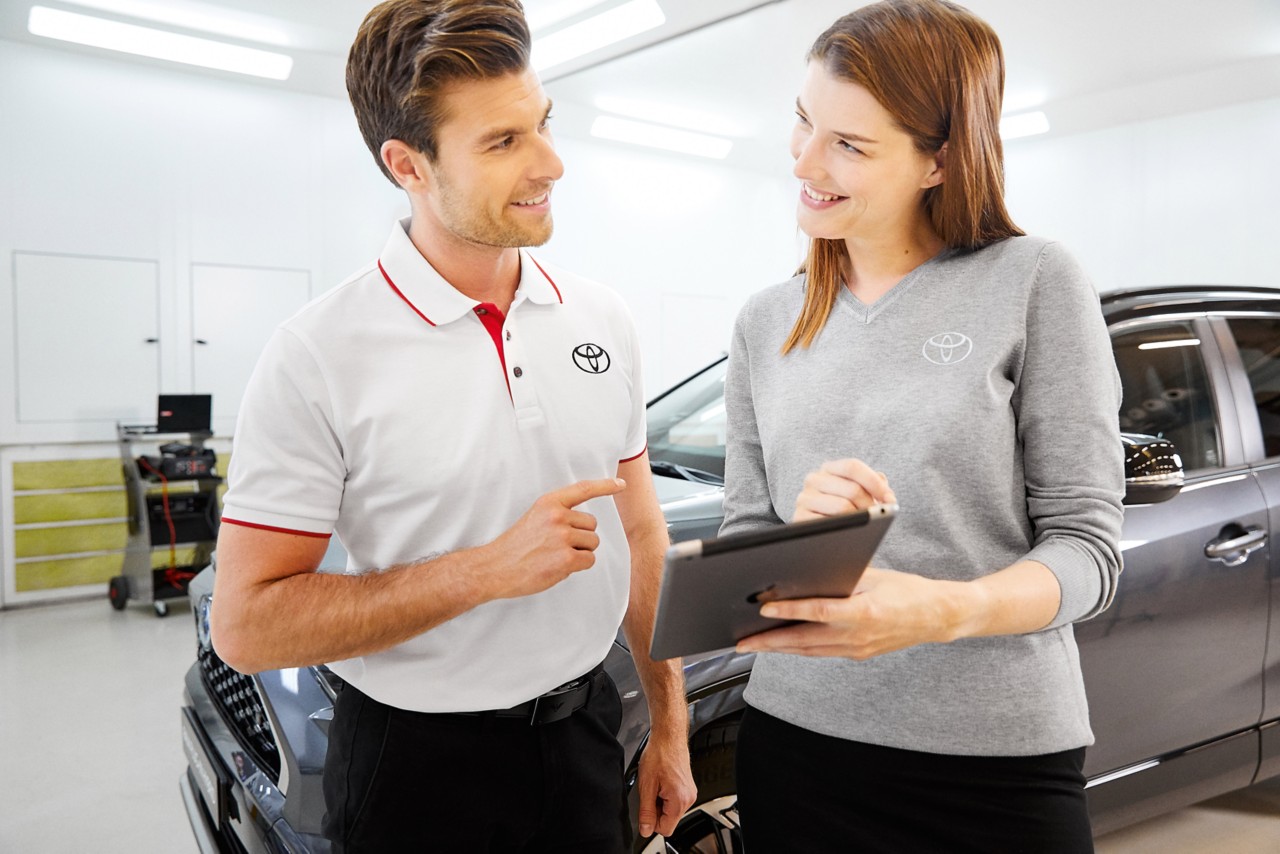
left=836, top=249, right=953, bottom=324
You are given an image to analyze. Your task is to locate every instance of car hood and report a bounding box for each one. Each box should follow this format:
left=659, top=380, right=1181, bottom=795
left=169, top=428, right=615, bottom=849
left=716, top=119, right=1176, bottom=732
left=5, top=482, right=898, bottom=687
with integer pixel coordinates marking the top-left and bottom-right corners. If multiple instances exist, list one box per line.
left=652, top=472, right=724, bottom=525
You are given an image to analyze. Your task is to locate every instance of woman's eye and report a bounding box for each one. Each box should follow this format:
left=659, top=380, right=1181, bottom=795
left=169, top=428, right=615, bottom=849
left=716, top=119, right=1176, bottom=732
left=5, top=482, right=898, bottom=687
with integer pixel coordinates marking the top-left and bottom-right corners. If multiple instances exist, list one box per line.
left=838, top=139, right=863, bottom=155
left=795, top=112, right=810, bottom=125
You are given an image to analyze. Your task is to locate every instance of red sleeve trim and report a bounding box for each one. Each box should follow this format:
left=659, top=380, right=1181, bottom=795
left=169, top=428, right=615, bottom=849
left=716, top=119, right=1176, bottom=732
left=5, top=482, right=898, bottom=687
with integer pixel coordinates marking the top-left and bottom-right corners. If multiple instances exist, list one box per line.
left=619, top=444, right=649, bottom=464
left=527, top=255, right=564, bottom=304
left=221, top=517, right=332, bottom=539
left=379, top=260, right=437, bottom=326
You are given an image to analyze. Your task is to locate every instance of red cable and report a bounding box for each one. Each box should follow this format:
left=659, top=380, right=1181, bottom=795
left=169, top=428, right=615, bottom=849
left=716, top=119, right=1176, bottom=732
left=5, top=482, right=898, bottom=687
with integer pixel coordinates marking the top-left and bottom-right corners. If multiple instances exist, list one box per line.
left=137, top=456, right=194, bottom=589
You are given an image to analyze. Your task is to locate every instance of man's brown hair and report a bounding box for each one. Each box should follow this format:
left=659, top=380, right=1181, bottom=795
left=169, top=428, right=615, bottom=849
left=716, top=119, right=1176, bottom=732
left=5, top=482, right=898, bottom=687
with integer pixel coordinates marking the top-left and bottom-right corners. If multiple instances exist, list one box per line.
left=785, top=0, right=1025, bottom=353
left=346, top=0, right=531, bottom=186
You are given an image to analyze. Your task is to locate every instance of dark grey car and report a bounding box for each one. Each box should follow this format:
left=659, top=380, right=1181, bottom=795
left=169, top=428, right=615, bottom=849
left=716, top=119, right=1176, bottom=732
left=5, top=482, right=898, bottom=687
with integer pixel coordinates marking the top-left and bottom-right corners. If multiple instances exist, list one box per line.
left=180, top=284, right=1280, bottom=852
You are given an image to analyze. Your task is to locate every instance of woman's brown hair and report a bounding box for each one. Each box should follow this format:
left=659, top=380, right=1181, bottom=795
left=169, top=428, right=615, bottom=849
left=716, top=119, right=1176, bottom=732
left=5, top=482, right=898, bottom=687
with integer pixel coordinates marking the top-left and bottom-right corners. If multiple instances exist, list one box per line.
left=784, top=0, right=1024, bottom=353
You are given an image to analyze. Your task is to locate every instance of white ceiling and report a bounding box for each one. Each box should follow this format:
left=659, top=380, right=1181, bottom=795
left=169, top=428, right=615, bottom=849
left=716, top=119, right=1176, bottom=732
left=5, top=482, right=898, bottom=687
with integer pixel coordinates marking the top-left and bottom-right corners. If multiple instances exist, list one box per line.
left=4, top=0, right=1280, bottom=173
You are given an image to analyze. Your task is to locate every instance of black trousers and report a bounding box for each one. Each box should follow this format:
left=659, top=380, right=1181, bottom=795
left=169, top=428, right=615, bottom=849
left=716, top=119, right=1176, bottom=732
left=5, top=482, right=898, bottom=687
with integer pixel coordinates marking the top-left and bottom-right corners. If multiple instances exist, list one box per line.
left=736, top=705, right=1094, bottom=854
left=322, top=672, right=630, bottom=853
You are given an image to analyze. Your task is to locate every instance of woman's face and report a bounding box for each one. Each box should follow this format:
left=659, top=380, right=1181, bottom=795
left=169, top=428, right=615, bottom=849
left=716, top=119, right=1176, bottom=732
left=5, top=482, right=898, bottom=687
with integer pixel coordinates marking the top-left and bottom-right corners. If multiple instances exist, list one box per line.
left=790, top=61, right=944, bottom=246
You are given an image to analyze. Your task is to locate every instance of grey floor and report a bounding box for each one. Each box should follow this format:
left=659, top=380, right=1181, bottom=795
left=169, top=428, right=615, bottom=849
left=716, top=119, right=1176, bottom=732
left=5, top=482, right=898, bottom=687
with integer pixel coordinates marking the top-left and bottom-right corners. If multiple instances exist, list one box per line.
left=1, top=598, right=1279, bottom=853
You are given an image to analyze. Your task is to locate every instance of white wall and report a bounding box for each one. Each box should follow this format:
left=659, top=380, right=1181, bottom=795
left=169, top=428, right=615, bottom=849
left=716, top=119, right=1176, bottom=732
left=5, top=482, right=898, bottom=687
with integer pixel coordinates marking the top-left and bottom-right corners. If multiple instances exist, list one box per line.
left=1005, top=97, right=1280, bottom=291
left=3, top=34, right=1279, bottom=447
left=539, top=136, right=800, bottom=388
left=0, top=39, right=405, bottom=444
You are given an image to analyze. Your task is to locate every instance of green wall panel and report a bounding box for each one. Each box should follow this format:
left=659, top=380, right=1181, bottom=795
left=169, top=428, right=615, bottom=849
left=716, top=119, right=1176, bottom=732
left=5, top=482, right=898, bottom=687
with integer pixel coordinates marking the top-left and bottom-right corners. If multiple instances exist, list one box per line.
left=15, top=554, right=122, bottom=592
left=13, top=458, right=123, bottom=490
left=9, top=453, right=225, bottom=594
left=13, top=549, right=199, bottom=593
left=14, top=523, right=128, bottom=558
left=14, top=491, right=127, bottom=524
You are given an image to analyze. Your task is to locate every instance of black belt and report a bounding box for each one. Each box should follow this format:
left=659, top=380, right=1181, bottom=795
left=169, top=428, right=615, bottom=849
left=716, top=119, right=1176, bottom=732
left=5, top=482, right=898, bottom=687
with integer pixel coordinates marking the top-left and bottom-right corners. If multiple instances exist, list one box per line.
left=456, top=661, right=607, bottom=726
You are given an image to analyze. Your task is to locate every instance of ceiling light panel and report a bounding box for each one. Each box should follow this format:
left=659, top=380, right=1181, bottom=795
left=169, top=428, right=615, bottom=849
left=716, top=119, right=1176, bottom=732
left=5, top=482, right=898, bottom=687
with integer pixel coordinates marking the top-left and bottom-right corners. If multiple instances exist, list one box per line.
left=532, top=0, right=665, bottom=72
left=525, top=0, right=611, bottom=33
left=55, top=0, right=291, bottom=46
left=1000, top=110, right=1051, bottom=140
left=591, top=115, right=733, bottom=159
left=592, top=94, right=753, bottom=138
left=27, top=6, right=293, bottom=80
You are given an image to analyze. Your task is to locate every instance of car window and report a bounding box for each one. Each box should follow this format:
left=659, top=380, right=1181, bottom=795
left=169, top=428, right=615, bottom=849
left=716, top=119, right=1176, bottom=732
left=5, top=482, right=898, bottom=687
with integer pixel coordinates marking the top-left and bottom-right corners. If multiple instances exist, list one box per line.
left=646, top=359, right=727, bottom=478
left=1225, top=316, right=1280, bottom=458
left=1112, top=322, right=1221, bottom=470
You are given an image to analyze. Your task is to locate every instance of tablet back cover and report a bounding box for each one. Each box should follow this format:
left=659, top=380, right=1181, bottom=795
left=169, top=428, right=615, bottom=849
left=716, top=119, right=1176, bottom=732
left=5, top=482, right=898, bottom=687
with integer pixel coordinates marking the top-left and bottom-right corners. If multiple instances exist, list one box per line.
left=650, top=507, right=894, bottom=660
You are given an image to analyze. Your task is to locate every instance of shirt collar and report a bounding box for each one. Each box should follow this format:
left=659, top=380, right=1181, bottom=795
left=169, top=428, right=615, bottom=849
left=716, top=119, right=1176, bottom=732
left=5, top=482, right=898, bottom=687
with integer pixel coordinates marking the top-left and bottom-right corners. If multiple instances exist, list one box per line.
left=377, top=217, right=563, bottom=327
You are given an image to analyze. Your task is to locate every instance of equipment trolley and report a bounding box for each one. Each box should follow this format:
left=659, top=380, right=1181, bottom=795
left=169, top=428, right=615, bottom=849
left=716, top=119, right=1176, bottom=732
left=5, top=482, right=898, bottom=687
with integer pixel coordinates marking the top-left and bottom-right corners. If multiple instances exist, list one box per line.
left=110, top=423, right=222, bottom=616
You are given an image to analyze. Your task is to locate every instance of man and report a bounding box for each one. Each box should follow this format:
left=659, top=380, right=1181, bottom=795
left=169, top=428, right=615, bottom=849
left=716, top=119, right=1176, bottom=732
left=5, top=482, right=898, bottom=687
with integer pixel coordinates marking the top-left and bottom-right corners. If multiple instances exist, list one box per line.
left=209, top=1, right=696, bottom=850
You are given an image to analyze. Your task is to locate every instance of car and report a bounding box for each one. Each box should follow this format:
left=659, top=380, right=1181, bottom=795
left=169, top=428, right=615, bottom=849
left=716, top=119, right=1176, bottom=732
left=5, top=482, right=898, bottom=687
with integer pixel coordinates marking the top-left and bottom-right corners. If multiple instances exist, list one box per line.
left=181, top=283, right=1280, bottom=853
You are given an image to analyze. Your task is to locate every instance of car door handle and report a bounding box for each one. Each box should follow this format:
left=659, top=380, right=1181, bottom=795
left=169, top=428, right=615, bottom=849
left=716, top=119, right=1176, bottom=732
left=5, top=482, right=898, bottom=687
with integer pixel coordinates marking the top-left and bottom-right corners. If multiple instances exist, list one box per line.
left=1204, top=527, right=1267, bottom=566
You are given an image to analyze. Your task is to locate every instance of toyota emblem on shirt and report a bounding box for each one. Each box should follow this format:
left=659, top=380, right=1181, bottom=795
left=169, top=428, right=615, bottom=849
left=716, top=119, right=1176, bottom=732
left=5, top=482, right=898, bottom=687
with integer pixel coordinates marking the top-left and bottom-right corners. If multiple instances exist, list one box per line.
left=922, top=332, right=973, bottom=365
left=572, top=343, right=611, bottom=374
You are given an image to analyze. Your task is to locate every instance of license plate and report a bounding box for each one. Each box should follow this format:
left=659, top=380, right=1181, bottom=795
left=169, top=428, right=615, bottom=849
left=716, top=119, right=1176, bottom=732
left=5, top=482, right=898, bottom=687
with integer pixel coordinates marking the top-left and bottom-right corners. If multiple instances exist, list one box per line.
left=182, top=707, right=228, bottom=828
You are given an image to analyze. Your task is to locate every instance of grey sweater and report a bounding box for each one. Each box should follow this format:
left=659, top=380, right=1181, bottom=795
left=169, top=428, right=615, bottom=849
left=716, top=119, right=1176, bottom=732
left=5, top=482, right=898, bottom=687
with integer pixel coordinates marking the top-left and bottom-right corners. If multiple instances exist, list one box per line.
left=722, top=236, right=1124, bottom=756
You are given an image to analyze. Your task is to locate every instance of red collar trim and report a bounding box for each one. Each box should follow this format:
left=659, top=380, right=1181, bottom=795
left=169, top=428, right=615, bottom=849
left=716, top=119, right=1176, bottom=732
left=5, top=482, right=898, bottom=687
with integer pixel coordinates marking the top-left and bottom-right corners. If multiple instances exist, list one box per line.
left=526, top=255, right=564, bottom=304
left=378, top=260, right=436, bottom=327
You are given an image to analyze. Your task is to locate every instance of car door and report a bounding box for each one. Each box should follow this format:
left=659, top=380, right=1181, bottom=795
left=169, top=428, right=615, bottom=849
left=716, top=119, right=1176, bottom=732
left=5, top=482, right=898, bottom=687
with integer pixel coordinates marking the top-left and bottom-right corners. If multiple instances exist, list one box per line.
left=1212, top=313, right=1280, bottom=781
left=1077, top=315, right=1270, bottom=784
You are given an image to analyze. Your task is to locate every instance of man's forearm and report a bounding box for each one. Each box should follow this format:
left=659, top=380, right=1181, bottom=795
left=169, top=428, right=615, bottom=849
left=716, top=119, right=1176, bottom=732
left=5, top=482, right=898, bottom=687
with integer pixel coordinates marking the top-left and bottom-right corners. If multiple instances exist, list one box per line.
left=622, top=527, right=689, bottom=740
left=213, top=545, right=494, bottom=673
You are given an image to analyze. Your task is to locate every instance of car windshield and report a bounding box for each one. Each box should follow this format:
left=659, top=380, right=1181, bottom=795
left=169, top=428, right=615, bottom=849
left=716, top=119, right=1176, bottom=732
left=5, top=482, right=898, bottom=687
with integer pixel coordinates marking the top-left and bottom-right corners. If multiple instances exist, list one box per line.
left=646, top=357, right=728, bottom=481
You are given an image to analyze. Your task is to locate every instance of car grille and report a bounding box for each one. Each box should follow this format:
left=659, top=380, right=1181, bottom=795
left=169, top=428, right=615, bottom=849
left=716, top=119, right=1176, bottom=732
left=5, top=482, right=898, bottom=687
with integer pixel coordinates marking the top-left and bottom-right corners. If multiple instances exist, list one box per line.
left=197, top=644, right=282, bottom=783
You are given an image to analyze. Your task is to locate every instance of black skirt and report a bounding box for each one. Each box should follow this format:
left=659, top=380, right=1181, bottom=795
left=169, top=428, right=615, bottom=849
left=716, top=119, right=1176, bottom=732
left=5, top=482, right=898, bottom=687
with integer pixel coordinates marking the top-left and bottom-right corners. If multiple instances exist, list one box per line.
left=735, top=705, right=1094, bottom=853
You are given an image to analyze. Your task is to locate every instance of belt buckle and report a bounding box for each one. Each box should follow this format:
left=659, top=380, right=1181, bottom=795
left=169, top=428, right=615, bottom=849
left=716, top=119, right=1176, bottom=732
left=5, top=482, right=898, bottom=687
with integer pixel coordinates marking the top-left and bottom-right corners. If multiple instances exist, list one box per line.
left=528, top=677, right=588, bottom=726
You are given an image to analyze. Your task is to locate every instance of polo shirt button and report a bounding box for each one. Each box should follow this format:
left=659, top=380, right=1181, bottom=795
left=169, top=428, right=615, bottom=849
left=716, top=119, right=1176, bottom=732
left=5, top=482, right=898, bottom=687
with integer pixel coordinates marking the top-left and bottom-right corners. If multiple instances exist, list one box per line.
left=513, top=367, right=523, bottom=378
left=505, top=330, right=512, bottom=341
left=476, top=308, right=487, bottom=315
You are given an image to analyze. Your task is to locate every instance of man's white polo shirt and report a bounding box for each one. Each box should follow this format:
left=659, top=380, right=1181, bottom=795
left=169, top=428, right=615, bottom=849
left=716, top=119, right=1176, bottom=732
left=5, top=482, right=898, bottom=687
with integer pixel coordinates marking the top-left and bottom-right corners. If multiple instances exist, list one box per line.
left=221, top=218, right=647, bottom=713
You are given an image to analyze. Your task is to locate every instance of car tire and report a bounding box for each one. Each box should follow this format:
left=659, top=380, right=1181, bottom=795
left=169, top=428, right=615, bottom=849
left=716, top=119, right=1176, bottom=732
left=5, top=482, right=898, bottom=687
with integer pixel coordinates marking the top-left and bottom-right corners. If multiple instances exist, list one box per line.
left=638, top=713, right=743, bottom=854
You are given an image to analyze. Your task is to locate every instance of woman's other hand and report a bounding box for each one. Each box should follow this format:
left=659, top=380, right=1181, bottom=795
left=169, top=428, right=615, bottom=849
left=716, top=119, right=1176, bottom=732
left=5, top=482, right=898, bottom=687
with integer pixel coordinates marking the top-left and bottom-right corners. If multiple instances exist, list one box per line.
left=736, top=561, right=1062, bottom=659
left=794, top=458, right=896, bottom=522
left=736, top=568, right=965, bottom=659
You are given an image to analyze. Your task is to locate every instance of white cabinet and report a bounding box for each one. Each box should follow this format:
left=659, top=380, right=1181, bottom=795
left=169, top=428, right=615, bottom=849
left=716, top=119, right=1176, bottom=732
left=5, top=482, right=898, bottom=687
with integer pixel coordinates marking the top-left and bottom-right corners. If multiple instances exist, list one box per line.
left=13, top=252, right=160, bottom=427
left=191, top=264, right=311, bottom=434
left=6, top=253, right=312, bottom=442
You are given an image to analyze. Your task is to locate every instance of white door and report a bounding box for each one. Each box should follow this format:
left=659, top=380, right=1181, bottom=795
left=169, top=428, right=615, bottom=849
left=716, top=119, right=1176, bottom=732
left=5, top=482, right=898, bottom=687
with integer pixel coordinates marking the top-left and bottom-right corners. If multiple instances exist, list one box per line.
left=190, top=264, right=311, bottom=433
left=13, top=252, right=159, bottom=426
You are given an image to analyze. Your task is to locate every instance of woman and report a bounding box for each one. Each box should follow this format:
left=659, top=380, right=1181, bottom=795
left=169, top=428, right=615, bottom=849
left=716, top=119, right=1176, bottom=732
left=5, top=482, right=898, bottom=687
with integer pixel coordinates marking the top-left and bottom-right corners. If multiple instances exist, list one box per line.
left=721, top=1, right=1124, bottom=851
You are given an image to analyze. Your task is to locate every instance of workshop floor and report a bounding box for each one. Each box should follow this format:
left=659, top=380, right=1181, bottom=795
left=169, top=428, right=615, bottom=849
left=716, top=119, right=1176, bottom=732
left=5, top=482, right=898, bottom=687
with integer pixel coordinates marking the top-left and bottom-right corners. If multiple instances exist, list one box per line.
left=1, top=597, right=1278, bottom=853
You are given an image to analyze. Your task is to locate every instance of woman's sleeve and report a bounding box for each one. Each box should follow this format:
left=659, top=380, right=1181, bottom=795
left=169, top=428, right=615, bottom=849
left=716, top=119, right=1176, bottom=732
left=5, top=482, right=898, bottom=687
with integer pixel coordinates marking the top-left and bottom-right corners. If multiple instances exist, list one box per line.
left=721, top=297, right=786, bottom=536
left=1017, top=242, right=1125, bottom=628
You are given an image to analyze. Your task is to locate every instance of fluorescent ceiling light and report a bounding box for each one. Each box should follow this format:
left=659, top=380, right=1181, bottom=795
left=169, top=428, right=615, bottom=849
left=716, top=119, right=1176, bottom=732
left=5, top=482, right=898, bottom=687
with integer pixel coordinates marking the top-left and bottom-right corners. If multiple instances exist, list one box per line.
left=593, top=94, right=749, bottom=138
left=57, top=0, right=291, bottom=46
left=1000, top=110, right=1050, bottom=140
left=526, top=0, right=609, bottom=33
left=28, top=6, right=293, bottom=80
left=532, top=0, right=664, bottom=72
left=591, top=115, right=733, bottom=159
left=1138, top=339, right=1201, bottom=350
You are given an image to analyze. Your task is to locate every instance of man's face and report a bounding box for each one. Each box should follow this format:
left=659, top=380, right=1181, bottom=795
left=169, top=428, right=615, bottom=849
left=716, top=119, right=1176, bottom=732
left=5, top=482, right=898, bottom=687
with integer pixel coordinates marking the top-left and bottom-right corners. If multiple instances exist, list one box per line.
left=424, top=68, right=564, bottom=249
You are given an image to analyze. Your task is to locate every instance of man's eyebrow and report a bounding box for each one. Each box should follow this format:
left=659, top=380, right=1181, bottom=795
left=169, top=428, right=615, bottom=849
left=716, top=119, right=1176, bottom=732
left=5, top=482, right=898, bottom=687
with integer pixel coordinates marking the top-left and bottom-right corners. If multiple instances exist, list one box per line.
left=795, top=97, right=878, bottom=145
left=477, top=99, right=554, bottom=146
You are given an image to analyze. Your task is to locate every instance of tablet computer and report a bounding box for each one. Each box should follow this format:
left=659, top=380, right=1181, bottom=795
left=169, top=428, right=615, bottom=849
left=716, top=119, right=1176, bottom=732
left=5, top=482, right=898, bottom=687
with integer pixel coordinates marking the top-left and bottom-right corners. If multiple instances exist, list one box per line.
left=649, top=504, right=896, bottom=660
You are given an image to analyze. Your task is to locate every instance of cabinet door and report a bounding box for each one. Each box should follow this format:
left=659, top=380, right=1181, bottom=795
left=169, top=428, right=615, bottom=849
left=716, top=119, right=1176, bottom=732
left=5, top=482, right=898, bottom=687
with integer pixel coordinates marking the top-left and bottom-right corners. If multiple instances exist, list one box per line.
left=13, top=252, right=159, bottom=424
left=190, top=264, right=311, bottom=431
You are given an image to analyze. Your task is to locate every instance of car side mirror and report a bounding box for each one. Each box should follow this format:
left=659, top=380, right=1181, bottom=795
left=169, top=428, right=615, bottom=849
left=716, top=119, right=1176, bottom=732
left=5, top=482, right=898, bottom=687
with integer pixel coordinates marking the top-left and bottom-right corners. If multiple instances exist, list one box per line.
left=1121, top=433, right=1184, bottom=506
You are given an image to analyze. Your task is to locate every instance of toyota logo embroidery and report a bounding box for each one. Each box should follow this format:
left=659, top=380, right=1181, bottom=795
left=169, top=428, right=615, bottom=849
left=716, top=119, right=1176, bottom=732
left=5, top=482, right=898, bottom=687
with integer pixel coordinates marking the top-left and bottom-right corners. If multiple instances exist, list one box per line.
left=572, top=343, right=611, bottom=374
left=922, top=332, right=973, bottom=365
